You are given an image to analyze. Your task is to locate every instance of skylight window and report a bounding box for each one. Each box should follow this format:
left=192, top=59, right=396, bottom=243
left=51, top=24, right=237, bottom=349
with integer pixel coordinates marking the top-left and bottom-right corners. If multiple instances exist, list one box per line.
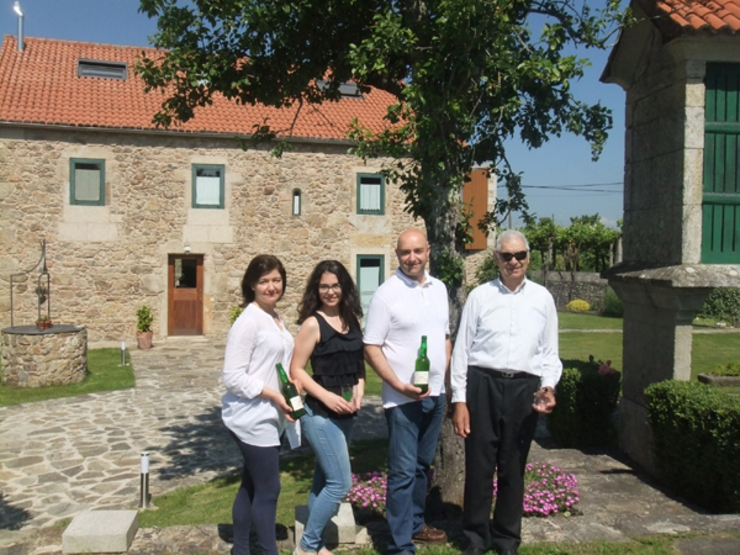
left=316, top=80, right=363, bottom=99
left=77, top=59, right=128, bottom=80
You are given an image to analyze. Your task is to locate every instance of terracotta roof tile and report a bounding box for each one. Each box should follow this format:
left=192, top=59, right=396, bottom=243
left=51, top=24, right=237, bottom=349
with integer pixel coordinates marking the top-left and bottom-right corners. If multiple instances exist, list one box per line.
left=653, top=0, right=740, bottom=33
left=0, top=36, right=397, bottom=141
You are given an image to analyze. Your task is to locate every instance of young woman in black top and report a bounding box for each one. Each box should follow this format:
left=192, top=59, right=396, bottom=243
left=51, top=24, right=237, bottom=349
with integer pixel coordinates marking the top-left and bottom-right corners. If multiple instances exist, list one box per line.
left=290, top=260, right=365, bottom=555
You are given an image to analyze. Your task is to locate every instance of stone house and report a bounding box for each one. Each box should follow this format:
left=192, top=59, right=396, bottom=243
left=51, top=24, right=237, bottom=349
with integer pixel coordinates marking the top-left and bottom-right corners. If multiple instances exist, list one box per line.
left=601, top=0, right=740, bottom=471
left=0, top=36, right=494, bottom=344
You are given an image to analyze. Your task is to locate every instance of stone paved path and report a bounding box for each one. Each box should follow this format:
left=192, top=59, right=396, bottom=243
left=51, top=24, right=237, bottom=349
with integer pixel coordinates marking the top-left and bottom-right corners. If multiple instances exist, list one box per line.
left=2, top=337, right=740, bottom=555
left=0, top=337, right=385, bottom=530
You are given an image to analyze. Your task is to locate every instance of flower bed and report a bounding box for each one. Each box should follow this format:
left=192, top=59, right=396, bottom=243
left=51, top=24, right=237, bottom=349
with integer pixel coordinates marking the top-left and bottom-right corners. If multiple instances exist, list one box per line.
left=346, top=462, right=579, bottom=518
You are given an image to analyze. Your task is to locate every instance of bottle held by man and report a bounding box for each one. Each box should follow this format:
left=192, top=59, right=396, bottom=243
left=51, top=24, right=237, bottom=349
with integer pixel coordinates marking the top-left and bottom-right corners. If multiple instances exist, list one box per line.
left=413, top=335, right=430, bottom=393
left=276, top=363, right=306, bottom=418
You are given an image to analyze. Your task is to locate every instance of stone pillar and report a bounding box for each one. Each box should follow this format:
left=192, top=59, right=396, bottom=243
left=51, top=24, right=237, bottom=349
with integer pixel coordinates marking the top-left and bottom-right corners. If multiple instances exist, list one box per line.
left=609, top=280, right=711, bottom=473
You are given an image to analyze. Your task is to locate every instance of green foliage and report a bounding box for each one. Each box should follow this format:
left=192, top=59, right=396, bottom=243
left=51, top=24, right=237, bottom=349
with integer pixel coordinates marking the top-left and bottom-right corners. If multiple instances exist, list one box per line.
left=0, top=349, right=135, bottom=407
left=645, top=380, right=740, bottom=513
left=229, top=305, right=243, bottom=325
left=475, top=251, right=499, bottom=285
left=603, top=287, right=623, bottom=317
left=708, top=362, right=740, bottom=377
left=435, top=249, right=465, bottom=289
left=137, top=0, right=624, bottom=290
left=136, top=304, right=154, bottom=333
left=547, top=356, right=621, bottom=448
left=566, top=299, right=591, bottom=312
left=697, top=287, right=740, bottom=324
left=523, top=215, right=620, bottom=273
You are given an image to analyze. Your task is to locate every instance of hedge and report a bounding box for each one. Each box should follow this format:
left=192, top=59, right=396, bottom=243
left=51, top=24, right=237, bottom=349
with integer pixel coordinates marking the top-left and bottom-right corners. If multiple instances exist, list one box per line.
left=645, top=380, right=740, bottom=513
left=547, top=358, right=621, bottom=448
left=697, top=287, right=740, bottom=324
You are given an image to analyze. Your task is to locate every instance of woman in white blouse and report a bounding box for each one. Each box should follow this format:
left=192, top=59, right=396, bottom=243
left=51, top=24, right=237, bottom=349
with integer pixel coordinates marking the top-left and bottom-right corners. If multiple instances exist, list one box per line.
left=222, top=255, right=296, bottom=555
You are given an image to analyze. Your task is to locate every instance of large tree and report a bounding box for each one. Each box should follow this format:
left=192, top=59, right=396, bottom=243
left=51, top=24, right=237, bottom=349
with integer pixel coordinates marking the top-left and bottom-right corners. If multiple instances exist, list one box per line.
left=137, top=0, right=623, bottom=509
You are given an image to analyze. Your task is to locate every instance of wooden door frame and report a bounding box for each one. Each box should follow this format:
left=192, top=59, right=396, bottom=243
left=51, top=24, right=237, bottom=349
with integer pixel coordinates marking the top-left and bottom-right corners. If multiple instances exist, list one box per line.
left=167, top=254, right=204, bottom=336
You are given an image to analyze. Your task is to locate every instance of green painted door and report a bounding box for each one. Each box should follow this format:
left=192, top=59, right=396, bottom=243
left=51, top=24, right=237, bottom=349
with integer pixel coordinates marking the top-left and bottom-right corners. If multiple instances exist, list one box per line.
left=702, top=63, right=740, bottom=263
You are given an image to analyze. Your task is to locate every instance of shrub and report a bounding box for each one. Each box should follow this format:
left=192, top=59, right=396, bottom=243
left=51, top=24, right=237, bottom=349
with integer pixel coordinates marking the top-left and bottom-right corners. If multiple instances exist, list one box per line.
left=645, top=380, right=740, bottom=513
left=547, top=356, right=621, bottom=448
left=708, top=361, right=740, bottom=377
left=602, top=287, right=623, bottom=317
left=136, top=304, right=153, bottom=333
left=346, top=463, right=579, bottom=518
left=229, top=306, right=244, bottom=325
left=697, top=287, right=740, bottom=324
left=565, top=299, right=590, bottom=312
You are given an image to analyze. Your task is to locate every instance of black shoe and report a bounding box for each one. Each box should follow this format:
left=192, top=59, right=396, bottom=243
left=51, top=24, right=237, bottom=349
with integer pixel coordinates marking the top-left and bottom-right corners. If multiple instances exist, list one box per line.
left=462, top=546, right=487, bottom=555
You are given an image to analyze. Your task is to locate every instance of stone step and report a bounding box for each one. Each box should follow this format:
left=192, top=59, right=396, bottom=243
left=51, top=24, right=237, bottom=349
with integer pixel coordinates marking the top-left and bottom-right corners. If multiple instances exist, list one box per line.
left=294, top=503, right=357, bottom=547
left=62, top=510, right=139, bottom=554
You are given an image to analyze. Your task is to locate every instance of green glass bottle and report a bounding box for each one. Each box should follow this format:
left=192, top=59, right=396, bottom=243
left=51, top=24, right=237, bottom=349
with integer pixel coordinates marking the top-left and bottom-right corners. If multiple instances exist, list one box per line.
left=276, top=363, right=306, bottom=418
left=413, top=335, right=430, bottom=393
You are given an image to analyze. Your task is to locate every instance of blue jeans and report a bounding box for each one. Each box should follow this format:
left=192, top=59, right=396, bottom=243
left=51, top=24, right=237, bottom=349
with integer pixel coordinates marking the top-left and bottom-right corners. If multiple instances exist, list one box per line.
left=300, top=402, right=355, bottom=552
left=384, top=395, right=445, bottom=555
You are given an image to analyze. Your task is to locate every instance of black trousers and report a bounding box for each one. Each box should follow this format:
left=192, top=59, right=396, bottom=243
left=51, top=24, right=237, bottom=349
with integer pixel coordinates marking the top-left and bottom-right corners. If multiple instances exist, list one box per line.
left=463, top=366, right=540, bottom=553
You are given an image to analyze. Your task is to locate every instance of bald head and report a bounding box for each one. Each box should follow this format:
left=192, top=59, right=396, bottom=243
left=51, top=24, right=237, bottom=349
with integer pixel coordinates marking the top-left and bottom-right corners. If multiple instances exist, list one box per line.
left=396, top=229, right=430, bottom=284
left=396, top=229, right=428, bottom=251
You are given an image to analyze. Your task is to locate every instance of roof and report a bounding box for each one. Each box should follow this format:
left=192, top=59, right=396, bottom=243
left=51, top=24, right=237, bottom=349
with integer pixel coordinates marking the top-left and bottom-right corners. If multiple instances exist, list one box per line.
left=649, top=0, right=740, bottom=35
left=0, top=36, right=397, bottom=141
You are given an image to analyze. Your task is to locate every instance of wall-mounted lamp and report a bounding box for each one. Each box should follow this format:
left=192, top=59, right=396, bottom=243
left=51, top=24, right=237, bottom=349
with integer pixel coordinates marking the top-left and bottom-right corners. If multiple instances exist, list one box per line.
left=184, top=240, right=191, bottom=254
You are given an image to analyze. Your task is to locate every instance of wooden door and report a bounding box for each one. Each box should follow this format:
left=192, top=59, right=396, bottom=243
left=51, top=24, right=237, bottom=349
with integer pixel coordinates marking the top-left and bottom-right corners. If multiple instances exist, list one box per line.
left=168, top=255, right=204, bottom=336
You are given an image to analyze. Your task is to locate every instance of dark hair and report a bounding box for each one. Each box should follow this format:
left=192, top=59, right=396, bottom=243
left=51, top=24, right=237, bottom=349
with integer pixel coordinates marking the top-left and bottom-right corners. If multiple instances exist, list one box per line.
left=240, top=255, right=287, bottom=307
left=297, top=260, right=363, bottom=327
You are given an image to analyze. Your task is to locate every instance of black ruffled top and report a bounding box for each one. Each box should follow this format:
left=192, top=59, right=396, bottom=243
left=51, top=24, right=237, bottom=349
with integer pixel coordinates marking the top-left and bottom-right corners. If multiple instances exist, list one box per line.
left=306, top=312, right=365, bottom=419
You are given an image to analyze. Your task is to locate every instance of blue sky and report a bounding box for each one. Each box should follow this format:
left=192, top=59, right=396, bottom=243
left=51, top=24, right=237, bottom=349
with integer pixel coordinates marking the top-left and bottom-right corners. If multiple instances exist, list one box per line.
left=2, top=0, right=626, bottom=227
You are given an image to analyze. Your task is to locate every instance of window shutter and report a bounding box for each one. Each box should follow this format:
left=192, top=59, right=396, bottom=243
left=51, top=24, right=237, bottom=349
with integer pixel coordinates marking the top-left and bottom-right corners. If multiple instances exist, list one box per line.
left=463, top=168, right=489, bottom=250
left=702, top=63, right=740, bottom=263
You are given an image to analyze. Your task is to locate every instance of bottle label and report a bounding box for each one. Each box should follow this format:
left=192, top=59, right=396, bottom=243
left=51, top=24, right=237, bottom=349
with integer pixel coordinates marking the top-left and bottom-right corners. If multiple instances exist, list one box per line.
left=413, top=372, right=429, bottom=386
left=290, top=396, right=304, bottom=411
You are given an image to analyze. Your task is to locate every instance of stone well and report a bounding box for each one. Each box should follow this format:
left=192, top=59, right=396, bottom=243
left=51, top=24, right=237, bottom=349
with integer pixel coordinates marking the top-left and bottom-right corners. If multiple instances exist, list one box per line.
left=1, top=325, right=87, bottom=387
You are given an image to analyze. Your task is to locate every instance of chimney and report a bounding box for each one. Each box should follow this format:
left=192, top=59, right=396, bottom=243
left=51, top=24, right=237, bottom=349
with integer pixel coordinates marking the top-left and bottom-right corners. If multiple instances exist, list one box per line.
left=14, top=2, right=24, bottom=52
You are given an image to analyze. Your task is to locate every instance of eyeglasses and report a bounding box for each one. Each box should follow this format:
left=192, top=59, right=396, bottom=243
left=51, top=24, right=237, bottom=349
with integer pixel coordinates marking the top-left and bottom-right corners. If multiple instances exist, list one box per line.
left=318, top=284, right=342, bottom=293
left=497, top=250, right=528, bottom=262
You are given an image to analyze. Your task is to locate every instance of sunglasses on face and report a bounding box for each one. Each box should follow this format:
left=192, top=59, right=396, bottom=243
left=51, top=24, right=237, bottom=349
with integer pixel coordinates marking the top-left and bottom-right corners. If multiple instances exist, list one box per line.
left=497, top=250, right=528, bottom=262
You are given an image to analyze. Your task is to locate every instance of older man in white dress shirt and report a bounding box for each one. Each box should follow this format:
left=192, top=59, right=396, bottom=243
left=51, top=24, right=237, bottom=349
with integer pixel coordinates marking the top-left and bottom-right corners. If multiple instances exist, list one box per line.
left=451, top=229, right=562, bottom=555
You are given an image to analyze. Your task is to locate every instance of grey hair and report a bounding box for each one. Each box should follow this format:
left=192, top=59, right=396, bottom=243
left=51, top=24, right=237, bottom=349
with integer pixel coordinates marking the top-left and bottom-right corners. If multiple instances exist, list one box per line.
left=495, top=229, right=530, bottom=251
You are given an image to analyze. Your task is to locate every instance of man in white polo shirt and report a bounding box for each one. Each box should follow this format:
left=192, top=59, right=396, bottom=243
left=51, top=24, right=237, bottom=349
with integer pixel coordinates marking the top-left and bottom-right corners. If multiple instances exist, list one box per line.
left=364, top=228, right=451, bottom=555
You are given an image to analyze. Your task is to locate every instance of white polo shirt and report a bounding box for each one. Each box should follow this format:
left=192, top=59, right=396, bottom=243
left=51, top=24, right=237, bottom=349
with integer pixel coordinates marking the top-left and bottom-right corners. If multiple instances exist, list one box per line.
left=364, top=268, right=450, bottom=408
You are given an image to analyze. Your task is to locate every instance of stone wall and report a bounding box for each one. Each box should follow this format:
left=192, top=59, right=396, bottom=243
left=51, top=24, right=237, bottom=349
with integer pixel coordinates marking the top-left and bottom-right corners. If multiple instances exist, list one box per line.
left=1, top=327, right=87, bottom=387
left=533, top=271, right=610, bottom=311
left=0, top=128, right=421, bottom=342
left=621, top=13, right=708, bottom=265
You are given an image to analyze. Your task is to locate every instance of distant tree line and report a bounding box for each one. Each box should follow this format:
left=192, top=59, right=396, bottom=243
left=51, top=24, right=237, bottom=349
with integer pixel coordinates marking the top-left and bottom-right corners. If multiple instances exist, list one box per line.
left=476, top=214, right=622, bottom=285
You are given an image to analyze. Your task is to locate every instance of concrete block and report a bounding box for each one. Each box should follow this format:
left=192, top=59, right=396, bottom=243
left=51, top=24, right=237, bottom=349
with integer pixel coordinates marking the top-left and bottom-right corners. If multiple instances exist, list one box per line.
left=62, top=510, right=139, bottom=554
left=294, top=503, right=356, bottom=547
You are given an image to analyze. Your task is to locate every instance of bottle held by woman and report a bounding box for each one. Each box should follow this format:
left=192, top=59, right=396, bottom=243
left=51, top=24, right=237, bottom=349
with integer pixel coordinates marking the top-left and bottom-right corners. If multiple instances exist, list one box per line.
left=221, top=255, right=298, bottom=555
left=290, top=260, right=366, bottom=555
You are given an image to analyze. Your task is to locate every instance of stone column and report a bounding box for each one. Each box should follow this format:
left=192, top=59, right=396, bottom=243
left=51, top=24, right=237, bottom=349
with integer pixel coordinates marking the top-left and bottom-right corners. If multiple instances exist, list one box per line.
left=609, top=279, right=711, bottom=473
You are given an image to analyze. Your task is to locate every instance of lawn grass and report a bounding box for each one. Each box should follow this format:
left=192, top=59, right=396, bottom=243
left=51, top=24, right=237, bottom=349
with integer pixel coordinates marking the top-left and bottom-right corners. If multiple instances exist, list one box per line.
left=139, top=438, right=389, bottom=529
left=558, top=312, right=624, bottom=330
left=0, top=348, right=135, bottom=407
left=139, top=436, right=690, bottom=555
left=559, top=332, right=740, bottom=380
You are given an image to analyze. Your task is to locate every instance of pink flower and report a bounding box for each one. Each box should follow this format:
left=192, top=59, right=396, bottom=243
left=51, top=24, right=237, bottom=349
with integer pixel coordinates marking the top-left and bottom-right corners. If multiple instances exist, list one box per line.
left=598, top=359, right=615, bottom=375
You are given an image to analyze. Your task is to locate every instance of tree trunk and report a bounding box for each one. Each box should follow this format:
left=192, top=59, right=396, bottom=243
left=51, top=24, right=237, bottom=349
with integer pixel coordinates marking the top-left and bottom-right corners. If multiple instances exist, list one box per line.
left=423, top=176, right=467, bottom=517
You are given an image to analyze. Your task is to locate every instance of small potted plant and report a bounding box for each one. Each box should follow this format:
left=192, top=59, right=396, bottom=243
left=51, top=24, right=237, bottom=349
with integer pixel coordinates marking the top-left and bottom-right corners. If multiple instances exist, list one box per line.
left=136, top=304, right=154, bottom=349
left=35, top=314, right=53, bottom=330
